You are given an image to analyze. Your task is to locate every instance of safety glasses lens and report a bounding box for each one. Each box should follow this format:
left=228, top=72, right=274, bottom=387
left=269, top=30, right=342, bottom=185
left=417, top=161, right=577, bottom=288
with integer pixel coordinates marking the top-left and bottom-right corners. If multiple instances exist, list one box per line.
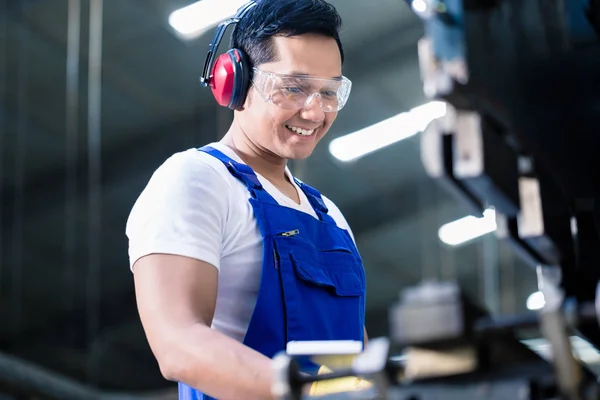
left=253, top=69, right=351, bottom=112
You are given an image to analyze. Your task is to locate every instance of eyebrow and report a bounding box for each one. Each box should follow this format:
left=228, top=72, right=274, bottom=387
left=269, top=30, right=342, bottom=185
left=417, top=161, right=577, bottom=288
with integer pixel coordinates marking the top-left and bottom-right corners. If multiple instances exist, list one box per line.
left=288, top=70, right=343, bottom=80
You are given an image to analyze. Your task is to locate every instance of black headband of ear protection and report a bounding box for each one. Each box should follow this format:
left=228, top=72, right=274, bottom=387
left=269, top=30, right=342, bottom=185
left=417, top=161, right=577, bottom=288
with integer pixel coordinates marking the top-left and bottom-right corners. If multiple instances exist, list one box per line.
left=199, top=1, right=257, bottom=86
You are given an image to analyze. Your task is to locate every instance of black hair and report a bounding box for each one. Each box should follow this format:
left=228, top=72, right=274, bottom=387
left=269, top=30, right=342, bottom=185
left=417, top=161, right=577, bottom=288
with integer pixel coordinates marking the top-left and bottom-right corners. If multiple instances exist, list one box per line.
left=230, top=0, right=345, bottom=68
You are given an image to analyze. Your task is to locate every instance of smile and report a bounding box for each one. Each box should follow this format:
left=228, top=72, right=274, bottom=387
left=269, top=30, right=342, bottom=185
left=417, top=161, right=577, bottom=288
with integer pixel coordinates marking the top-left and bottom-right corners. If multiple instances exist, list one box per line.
left=286, top=124, right=316, bottom=136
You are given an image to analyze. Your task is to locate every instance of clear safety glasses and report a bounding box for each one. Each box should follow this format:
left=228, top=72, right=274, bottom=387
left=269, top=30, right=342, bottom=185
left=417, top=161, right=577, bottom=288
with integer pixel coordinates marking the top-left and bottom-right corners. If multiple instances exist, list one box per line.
left=251, top=68, right=352, bottom=112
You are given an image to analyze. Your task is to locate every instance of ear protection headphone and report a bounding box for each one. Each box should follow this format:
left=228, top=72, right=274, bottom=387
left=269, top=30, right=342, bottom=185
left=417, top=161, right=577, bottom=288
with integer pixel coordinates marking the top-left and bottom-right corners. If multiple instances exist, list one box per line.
left=199, top=1, right=257, bottom=111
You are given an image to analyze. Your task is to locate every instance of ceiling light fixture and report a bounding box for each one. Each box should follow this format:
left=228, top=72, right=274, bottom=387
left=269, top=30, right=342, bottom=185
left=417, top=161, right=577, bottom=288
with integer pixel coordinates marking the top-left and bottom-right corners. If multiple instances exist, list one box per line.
left=329, top=101, right=446, bottom=162
left=438, top=208, right=497, bottom=246
left=168, top=0, right=248, bottom=41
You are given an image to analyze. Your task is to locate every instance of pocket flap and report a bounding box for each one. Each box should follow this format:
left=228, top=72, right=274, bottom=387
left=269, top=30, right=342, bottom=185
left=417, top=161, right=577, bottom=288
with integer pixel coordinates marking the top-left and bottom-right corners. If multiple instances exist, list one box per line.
left=290, top=251, right=365, bottom=297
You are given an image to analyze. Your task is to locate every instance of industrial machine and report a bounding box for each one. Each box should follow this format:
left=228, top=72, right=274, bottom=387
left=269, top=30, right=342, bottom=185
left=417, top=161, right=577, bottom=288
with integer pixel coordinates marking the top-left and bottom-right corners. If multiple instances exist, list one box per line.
left=272, top=1, right=600, bottom=398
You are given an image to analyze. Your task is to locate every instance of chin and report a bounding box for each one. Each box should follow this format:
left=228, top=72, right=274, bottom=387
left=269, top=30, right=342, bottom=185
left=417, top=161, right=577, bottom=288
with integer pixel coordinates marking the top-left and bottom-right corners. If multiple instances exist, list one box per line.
left=290, top=151, right=313, bottom=160
left=283, top=146, right=315, bottom=160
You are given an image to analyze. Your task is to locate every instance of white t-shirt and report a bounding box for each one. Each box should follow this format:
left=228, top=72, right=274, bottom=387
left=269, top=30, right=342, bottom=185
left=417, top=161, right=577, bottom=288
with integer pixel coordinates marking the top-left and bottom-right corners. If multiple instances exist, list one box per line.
left=126, top=142, right=355, bottom=342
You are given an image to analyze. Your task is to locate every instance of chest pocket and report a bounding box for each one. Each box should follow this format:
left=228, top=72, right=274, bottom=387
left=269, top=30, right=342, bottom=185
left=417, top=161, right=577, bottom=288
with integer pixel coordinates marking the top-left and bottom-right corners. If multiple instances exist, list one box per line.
left=274, top=236, right=366, bottom=343
left=290, top=250, right=365, bottom=296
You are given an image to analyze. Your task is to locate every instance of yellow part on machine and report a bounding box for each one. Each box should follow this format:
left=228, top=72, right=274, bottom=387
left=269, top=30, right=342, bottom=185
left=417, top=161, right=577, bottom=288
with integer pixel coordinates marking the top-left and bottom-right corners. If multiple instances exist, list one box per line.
left=308, top=365, right=372, bottom=396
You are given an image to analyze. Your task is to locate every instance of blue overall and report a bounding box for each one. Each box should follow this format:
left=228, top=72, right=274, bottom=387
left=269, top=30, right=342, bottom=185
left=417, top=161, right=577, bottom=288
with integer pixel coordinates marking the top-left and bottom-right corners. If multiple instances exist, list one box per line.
left=178, top=146, right=366, bottom=400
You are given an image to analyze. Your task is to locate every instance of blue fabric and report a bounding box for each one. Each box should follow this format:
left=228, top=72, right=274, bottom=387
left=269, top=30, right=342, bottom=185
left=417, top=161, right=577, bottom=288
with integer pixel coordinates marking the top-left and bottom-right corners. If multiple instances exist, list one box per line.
left=178, top=146, right=366, bottom=399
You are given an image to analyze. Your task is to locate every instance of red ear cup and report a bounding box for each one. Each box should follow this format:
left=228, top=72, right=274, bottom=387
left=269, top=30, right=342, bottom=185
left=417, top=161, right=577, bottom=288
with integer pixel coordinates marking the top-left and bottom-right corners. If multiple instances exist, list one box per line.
left=201, top=2, right=257, bottom=109
left=210, top=53, right=236, bottom=108
left=209, top=49, right=251, bottom=110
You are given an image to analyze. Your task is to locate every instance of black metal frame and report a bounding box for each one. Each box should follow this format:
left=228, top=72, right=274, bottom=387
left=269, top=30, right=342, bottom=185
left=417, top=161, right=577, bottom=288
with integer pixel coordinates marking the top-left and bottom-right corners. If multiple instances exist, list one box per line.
left=276, top=2, right=600, bottom=398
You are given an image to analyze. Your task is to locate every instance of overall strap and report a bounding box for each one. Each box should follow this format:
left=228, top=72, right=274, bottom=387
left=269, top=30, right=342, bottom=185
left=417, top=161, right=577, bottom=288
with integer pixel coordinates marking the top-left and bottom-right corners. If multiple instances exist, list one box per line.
left=294, top=178, right=336, bottom=224
left=198, top=146, right=278, bottom=205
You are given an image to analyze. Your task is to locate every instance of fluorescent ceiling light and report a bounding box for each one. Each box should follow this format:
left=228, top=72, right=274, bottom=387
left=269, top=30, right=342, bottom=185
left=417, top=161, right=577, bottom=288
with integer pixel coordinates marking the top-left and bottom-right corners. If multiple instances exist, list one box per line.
left=438, top=208, right=497, bottom=246
left=526, top=291, right=545, bottom=311
left=168, top=0, right=247, bottom=40
left=329, top=101, right=446, bottom=162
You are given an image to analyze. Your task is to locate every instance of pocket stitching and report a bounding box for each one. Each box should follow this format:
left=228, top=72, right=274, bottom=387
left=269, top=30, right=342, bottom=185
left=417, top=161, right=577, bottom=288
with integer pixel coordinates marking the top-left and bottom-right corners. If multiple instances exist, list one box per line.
left=289, top=251, right=365, bottom=297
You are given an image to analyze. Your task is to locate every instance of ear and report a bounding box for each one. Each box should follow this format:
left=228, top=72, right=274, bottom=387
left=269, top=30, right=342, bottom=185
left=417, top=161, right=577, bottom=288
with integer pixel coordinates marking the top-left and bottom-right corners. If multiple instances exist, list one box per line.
left=240, top=86, right=254, bottom=111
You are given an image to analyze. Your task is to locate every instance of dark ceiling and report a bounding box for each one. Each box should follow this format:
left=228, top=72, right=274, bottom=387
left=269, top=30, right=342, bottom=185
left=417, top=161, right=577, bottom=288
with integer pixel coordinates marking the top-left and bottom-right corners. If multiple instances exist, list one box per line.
left=0, top=0, right=541, bottom=397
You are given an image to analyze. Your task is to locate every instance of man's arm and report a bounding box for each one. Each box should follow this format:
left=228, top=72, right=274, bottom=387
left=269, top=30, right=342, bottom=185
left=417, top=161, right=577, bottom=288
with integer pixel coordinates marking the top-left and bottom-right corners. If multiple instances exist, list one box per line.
left=364, top=326, right=368, bottom=348
left=134, top=253, right=275, bottom=400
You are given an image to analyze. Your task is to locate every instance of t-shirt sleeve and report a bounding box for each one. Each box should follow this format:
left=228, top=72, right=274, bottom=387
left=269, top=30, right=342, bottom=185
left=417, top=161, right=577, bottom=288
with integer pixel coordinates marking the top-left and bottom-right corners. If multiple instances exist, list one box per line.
left=126, top=151, right=229, bottom=271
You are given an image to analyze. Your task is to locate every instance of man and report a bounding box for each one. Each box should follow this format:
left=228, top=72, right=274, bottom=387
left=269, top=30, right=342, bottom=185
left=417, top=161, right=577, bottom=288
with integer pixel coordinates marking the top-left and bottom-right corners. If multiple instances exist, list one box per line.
left=126, top=0, right=367, bottom=399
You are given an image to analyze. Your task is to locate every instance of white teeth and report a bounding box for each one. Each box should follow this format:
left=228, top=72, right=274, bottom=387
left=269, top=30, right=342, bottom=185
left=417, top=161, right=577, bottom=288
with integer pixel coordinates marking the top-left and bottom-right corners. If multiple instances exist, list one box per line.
left=286, top=125, right=315, bottom=136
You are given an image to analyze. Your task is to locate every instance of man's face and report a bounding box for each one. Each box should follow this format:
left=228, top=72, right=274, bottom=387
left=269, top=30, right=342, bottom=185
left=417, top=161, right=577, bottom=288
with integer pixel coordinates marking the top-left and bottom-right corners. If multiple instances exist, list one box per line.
left=239, top=34, right=343, bottom=160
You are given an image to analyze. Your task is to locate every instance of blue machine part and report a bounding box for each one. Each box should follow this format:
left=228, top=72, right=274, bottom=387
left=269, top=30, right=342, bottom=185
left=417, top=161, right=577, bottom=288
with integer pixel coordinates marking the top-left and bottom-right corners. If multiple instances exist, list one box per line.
left=413, top=0, right=466, bottom=62
left=409, top=0, right=599, bottom=62
left=564, top=0, right=598, bottom=44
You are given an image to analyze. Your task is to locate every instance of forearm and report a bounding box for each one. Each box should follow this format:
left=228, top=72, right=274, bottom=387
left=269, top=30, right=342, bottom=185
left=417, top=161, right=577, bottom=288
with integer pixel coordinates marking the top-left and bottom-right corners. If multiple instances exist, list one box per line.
left=160, top=323, right=275, bottom=400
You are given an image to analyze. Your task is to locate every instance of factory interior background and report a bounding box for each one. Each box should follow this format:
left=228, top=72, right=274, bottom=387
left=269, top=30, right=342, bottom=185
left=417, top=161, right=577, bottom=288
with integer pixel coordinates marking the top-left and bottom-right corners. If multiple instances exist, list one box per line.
left=1, top=0, right=598, bottom=398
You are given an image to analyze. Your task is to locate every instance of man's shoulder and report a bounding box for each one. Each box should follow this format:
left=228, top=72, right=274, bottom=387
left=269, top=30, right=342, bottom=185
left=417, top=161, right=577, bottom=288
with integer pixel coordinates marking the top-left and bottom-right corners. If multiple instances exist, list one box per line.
left=321, top=193, right=355, bottom=241
left=321, top=194, right=345, bottom=219
left=151, top=146, right=235, bottom=187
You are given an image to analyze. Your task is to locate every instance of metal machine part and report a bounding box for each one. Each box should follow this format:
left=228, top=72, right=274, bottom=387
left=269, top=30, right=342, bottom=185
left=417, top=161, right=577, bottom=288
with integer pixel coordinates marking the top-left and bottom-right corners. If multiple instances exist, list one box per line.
left=271, top=1, right=600, bottom=397
left=412, top=0, right=600, bottom=398
left=272, top=281, right=600, bottom=399
left=271, top=338, right=391, bottom=400
left=414, top=0, right=600, bottom=305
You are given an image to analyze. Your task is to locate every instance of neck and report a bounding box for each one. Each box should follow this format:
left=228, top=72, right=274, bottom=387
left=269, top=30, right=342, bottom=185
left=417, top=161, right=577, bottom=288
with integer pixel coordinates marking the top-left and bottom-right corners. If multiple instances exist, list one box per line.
left=221, top=122, right=288, bottom=184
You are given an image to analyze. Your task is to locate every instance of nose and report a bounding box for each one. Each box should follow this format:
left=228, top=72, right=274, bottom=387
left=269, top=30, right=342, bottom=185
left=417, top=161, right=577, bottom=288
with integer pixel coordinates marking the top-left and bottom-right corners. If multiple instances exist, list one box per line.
left=300, top=93, right=325, bottom=122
